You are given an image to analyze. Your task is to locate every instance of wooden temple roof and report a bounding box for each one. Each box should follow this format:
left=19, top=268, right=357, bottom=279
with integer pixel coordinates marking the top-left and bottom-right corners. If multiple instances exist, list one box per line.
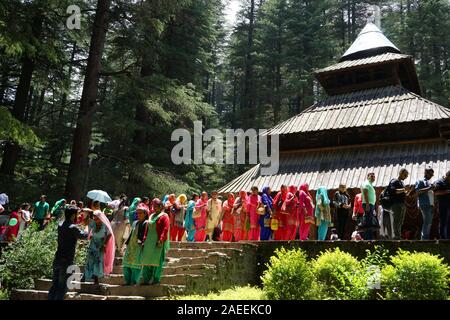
left=315, top=52, right=411, bottom=74
left=218, top=140, right=450, bottom=193
left=263, top=85, right=450, bottom=136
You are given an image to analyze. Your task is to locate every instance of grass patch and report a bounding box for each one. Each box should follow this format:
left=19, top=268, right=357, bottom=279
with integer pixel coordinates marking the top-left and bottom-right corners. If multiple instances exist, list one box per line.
left=174, top=286, right=267, bottom=300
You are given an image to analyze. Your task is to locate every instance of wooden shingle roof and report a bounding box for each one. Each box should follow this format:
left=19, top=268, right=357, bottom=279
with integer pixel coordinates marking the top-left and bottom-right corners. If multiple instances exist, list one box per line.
left=264, top=85, right=450, bottom=136
left=218, top=140, right=450, bottom=193
left=315, top=53, right=411, bottom=74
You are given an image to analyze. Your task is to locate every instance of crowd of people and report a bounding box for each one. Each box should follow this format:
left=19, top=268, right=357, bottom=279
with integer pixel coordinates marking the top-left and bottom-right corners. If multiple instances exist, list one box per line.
left=1, top=167, right=450, bottom=245
left=1, top=166, right=450, bottom=299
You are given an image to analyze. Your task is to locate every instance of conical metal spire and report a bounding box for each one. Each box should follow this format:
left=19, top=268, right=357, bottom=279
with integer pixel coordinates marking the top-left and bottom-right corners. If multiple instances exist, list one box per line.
left=340, top=23, right=400, bottom=62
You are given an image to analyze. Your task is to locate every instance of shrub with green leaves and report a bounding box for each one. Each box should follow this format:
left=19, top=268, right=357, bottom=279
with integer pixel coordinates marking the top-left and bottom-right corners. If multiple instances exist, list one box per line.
left=0, top=221, right=88, bottom=291
left=312, top=248, right=370, bottom=300
left=261, top=247, right=315, bottom=300
left=381, top=250, right=450, bottom=300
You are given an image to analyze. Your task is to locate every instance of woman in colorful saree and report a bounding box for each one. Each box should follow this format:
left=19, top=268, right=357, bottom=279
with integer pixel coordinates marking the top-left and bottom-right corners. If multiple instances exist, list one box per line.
left=272, top=185, right=288, bottom=240
left=232, top=190, right=248, bottom=242
left=259, top=186, right=273, bottom=240
left=84, top=210, right=115, bottom=285
left=194, top=192, right=208, bottom=242
left=140, top=199, right=170, bottom=285
left=315, top=187, right=331, bottom=241
left=247, top=186, right=261, bottom=241
left=298, top=183, right=314, bottom=240
left=126, top=197, right=141, bottom=226
left=171, top=194, right=187, bottom=241
left=184, top=194, right=199, bottom=242
left=122, top=204, right=148, bottom=285
left=284, top=186, right=299, bottom=240
left=111, top=197, right=130, bottom=253
left=220, top=193, right=235, bottom=242
left=206, top=191, right=222, bottom=241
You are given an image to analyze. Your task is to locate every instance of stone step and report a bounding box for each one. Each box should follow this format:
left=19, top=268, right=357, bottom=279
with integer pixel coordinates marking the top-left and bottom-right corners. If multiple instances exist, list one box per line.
left=169, top=241, right=249, bottom=249
left=106, top=283, right=186, bottom=298
left=163, top=263, right=217, bottom=276
left=10, top=289, right=145, bottom=300
left=99, top=273, right=204, bottom=286
left=34, top=279, right=185, bottom=299
left=166, top=252, right=230, bottom=267
left=166, top=248, right=242, bottom=258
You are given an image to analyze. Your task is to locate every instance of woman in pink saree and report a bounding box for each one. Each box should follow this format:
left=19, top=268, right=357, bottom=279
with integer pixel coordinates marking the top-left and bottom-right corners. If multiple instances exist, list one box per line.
left=221, top=193, right=235, bottom=242
left=272, top=185, right=288, bottom=240
left=247, top=186, right=261, bottom=240
left=194, top=192, right=208, bottom=242
left=232, top=190, right=248, bottom=242
left=84, top=210, right=115, bottom=284
left=298, top=183, right=315, bottom=240
left=284, top=185, right=299, bottom=240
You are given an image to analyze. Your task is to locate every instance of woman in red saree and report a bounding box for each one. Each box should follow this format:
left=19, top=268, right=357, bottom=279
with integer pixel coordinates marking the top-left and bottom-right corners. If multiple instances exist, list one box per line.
left=247, top=187, right=261, bottom=241
left=220, top=193, right=235, bottom=241
left=232, top=190, right=248, bottom=242
left=164, top=194, right=177, bottom=241
left=194, top=192, right=208, bottom=242
left=285, top=185, right=299, bottom=240
left=298, top=183, right=315, bottom=240
left=272, top=185, right=288, bottom=240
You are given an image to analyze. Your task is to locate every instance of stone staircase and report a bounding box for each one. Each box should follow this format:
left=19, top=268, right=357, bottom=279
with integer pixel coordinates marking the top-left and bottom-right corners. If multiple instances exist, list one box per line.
left=10, top=241, right=258, bottom=300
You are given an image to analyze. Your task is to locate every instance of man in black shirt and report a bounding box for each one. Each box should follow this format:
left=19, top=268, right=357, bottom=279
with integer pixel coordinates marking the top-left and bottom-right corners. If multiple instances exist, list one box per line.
left=388, top=168, right=409, bottom=240
left=48, top=206, right=89, bottom=300
left=434, top=171, right=450, bottom=239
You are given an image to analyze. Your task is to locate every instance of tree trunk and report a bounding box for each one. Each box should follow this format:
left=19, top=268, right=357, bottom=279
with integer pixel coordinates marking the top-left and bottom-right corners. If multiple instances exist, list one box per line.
left=242, top=0, right=255, bottom=128
left=65, top=0, right=112, bottom=200
left=0, top=57, right=37, bottom=175
left=0, top=66, right=9, bottom=105
left=59, top=43, right=77, bottom=121
left=33, top=88, right=46, bottom=126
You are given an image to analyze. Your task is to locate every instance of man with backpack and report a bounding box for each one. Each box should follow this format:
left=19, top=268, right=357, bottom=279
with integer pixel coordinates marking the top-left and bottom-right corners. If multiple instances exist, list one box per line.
left=387, top=168, right=409, bottom=240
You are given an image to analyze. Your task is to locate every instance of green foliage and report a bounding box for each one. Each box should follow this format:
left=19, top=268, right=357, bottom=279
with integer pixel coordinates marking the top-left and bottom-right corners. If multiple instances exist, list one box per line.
left=261, top=247, right=316, bottom=300
left=0, top=221, right=87, bottom=291
left=312, top=248, right=370, bottom=300
left=381, top=250, right=450, bottom=300
left=0, top=222, right=57, bottom=290
left=175, top=285, right=267, bottom=300
left=0, top=288, right=9, bottom=300
left=0, top=107, right=40, bottom=147
left=361, top=245, right=390, bottom=269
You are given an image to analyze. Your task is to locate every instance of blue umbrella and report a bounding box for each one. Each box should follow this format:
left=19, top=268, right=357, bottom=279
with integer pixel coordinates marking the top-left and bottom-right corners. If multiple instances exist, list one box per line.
left=86, top=190, right=112, bottom=203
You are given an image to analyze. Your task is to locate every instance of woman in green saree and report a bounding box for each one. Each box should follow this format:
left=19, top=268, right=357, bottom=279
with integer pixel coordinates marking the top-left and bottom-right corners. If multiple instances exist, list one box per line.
left=122, top=203, right=148, bottom=285
left=140, top=198, right=170, bottom=285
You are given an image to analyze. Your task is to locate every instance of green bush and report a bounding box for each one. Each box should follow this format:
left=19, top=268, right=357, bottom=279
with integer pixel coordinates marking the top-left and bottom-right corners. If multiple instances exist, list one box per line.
left=0, top=288, right=9, bottom=300
left=381, top=250, right=450, bottom=300
left=261, top=247, right=316, bottom=300
left=0, top=221, right=88, bottom=291
left=312, top=248, right=370, bottom=300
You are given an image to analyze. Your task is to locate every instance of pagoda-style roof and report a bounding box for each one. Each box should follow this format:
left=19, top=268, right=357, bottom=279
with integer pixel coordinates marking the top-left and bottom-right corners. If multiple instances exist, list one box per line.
left=264, top=85, right=450, bottom=136
left=218, top=140, right=449, bottom=193
left=340, top=23, right=400, bottom=61
left=316, top=52, right=411, bottom=74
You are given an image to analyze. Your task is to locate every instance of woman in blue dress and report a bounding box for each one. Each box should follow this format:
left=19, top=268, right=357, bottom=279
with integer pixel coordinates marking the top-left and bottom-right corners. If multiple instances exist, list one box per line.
left=84, top=210, right=115, bottom=284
